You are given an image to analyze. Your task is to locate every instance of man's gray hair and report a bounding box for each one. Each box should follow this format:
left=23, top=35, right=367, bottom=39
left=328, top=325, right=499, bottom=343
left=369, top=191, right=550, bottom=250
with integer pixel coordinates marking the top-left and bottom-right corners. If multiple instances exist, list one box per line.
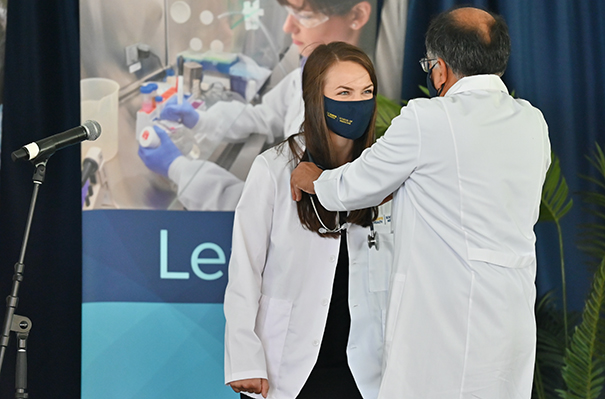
left=425, top=8, right=511, bottom=77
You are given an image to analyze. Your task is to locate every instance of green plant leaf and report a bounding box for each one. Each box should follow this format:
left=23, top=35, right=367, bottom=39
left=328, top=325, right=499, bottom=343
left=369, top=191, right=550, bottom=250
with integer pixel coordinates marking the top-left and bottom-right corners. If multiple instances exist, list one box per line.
left=579, top=143, right=605, bottom=267
left=533, top=292, right=568, bottom=398
left=540, top=152, right=574, bottom=223
left=375, top=94, right=403, bottom=139
left=418, top=85, right=430, bottom=97
left=535, top=150, right=574, bottom=395
left=558, top=256, right=605, bottom=399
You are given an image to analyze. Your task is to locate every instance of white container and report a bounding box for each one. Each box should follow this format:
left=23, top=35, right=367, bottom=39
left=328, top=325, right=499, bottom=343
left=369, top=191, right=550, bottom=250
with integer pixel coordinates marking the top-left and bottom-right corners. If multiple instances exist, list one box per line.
left=81, top=78, right=120, bottom=160
left=139, top=126, right=160, bottom=148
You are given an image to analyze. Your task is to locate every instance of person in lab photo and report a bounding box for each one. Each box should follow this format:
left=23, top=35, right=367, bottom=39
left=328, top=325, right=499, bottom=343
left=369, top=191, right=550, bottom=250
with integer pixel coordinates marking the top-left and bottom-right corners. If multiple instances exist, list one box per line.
left=223, top=41, right=392, bottom=399
left=138, top=0, right=374, bottom=211
left=291, top=6, right=550, bottom=399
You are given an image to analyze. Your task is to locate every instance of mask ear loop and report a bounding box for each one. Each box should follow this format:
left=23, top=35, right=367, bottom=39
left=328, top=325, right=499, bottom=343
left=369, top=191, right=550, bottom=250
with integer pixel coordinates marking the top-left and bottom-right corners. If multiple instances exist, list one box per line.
left=427, top=62, right=446, bottom=97
left=436, top=83, right=445, bottom=97
left=305, top=149, right=325, bottom=170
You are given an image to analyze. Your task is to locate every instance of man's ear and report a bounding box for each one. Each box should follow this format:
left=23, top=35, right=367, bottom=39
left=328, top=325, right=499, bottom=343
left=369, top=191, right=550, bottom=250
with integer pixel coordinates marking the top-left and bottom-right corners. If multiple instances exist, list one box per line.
left=349, top=1, right=371, bottom=30
left=432, top=58, right=448, bottom=91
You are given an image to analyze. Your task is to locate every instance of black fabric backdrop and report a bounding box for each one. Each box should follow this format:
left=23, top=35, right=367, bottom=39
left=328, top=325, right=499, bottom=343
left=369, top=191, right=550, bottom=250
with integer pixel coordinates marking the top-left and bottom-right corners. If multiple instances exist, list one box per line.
left=0, top=0, right=603, bottom=396
left=0, top=0, right=81, bottom=396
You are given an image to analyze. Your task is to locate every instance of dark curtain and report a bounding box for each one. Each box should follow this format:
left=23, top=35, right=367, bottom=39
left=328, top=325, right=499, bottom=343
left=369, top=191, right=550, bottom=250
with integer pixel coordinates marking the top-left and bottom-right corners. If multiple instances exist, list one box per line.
left=0, top=0, right=81, bottom=397
left=400, top=0, right=605, bottom=311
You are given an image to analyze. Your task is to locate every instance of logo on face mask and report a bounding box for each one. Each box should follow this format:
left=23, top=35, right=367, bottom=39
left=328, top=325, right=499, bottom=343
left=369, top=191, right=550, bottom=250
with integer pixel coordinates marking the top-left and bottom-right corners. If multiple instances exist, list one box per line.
left=326, top=111, right=353, bottom=126
left=324, top=96, right=375, bottom=140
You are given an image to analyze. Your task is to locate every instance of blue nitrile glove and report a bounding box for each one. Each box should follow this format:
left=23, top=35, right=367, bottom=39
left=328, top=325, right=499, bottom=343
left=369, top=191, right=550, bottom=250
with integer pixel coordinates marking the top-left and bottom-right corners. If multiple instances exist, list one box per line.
left=160, top=96, right=200, bottom=129
left=138, top=126, right=182, bottom=177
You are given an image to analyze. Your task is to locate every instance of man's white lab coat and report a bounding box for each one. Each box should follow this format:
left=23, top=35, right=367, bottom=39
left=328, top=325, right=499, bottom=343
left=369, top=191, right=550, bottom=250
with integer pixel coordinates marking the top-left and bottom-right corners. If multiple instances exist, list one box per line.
left=314, top=75, right=551, bottom=399
left=224, top=143, right=393, bottom=399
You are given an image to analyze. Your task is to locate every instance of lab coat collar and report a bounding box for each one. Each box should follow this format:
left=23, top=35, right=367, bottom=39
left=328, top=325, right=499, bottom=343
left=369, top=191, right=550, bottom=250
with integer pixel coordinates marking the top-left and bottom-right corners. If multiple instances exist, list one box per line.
left=300, top=56, right=308, bottom=71
left=445, top=74, right=509, bottom=97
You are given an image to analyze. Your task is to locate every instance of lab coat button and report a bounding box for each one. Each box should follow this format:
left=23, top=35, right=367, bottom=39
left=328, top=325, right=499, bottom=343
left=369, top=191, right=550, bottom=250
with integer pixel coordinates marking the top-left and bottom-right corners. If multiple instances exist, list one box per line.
left=321, top=299, right=329, bottom=306
left=312, top=340, right=320, bottom=347
left=329, top=255, right=336, bottom=262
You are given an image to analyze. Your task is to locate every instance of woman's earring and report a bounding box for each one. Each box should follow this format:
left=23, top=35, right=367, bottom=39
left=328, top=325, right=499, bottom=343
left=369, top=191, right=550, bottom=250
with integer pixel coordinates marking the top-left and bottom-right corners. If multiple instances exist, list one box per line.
left=352, top=22, right=358, bottom=29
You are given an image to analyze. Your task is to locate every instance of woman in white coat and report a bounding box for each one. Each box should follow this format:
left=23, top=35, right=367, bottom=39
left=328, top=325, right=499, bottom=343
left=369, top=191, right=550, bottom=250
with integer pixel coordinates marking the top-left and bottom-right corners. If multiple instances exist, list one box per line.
left=138, top=0, right=373, bottom=211
left=223, top=42, right=391, bottom=399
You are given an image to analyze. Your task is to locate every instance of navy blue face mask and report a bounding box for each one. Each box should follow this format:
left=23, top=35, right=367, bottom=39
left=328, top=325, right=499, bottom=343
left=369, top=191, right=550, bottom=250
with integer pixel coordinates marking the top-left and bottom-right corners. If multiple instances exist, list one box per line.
left=426, top=63, right=444, bottom=97
left=324, top=96, right=375, bottom=140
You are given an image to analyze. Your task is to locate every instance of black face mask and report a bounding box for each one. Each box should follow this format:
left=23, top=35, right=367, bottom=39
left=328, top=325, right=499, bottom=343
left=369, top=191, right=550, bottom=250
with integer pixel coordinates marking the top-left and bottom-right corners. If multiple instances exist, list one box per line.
left=323, top=96, right=375, bottom=140
left=426, top=63, right=444, bottom=97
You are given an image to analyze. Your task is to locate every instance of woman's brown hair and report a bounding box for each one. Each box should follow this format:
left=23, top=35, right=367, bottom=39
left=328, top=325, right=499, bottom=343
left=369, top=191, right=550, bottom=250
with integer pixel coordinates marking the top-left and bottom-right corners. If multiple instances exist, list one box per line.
left=286, top=41, right=378, bottom=238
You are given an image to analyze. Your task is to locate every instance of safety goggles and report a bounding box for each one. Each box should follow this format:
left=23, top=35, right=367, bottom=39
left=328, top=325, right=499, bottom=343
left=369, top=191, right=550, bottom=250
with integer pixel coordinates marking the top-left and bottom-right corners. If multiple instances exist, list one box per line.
left=284, top=5, right=329, bottom=28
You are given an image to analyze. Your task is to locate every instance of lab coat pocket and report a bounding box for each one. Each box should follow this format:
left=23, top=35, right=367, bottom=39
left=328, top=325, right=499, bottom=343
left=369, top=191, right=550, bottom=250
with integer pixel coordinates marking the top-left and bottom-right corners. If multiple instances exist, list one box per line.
left=384, top=273, right=406, bottom=347
left=368, top=231, right=394, bottom=292
left=467, top=248, right=535, bottom=268
left=255, top=294, right=293, bottom=378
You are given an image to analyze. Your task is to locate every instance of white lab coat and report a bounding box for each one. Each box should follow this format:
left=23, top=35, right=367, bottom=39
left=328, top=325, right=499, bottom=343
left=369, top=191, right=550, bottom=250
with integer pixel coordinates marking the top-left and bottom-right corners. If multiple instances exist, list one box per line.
left=193, top=68, right=304, bottom=144
left=314, top=75, right=551, bottom=399
left=167, top=157, right=244, bottom=211
left=224, top=142, right=393, bottom=399
left=168, top=68, right=304, bottom=210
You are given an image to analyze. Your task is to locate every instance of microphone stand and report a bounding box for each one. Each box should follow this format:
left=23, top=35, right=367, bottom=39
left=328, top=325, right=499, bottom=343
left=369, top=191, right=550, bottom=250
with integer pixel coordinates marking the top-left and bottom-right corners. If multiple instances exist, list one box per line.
left=0, top=158, right=48, bottom=398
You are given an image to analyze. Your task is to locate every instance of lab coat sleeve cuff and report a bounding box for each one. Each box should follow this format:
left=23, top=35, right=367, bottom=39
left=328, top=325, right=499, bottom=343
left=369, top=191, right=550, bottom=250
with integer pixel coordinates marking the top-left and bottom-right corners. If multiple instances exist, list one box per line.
left=191, top=110, right=203, bottom=130
left=225, top=370, right=269, bottom=385
left=167, top=155, right=189, bottom=183
left=314, top=166, right=349, bottom=212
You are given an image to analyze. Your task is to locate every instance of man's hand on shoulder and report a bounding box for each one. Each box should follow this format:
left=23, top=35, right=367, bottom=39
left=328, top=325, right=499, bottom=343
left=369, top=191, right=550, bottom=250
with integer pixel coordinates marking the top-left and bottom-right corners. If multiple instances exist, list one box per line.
left=290, top=161, right=322, bottom=201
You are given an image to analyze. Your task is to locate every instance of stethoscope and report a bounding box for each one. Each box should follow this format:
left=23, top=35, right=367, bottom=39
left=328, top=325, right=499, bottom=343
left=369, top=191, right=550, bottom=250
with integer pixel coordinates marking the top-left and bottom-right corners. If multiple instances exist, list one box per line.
left=367, top=223, right=378, bottom=249
left=309, top=195, right=346, bottom=234
left=306, top=149, right=379, bottom=249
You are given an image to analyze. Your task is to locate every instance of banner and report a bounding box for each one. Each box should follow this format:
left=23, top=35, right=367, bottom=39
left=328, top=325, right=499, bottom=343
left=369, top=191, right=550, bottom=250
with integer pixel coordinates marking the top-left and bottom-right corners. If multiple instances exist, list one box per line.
left=82, top=210, right=233, bottom=397
left=80, top=0, right=379, bottom=396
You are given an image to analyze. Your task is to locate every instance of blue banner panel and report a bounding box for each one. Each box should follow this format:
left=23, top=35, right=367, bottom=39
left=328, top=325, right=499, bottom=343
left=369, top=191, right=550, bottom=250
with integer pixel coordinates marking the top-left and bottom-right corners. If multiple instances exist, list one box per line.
left=83, top=210, right=234, bottom=303
left=83, top=210, right=238, bottom=398
left=82, top=302, right=237, bottom=398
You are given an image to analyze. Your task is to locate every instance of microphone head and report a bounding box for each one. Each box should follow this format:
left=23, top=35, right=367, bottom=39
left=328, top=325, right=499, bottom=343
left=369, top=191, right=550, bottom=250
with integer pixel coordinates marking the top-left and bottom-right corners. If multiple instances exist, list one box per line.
left=83, top=120, right=102, bottom=141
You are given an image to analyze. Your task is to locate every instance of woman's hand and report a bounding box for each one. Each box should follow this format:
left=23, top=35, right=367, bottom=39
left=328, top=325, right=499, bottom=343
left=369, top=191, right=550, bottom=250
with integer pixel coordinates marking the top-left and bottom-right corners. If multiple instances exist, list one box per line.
left=228, top=378, right=270, bottom=398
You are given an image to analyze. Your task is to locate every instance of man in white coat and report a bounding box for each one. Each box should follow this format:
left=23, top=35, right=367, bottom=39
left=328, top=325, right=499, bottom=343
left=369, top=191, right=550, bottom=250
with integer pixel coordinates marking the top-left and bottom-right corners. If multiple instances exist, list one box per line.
left=291, top=6, right=551, bottom=399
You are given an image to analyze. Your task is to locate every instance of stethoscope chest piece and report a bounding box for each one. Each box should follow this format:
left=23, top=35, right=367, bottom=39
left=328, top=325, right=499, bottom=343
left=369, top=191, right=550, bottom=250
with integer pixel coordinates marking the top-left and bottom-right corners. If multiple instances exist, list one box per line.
left=367, top=225, right=379, bottom=249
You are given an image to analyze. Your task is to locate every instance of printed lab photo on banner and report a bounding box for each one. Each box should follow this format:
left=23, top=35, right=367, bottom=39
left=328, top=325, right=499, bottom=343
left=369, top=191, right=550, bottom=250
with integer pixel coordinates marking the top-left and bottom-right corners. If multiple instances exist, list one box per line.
left=80, top=0, right=379, bottom=212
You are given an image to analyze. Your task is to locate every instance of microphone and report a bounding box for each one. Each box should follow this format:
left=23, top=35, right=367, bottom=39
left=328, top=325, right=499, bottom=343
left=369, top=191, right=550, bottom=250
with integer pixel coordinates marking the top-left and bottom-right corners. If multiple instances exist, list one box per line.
left=11, top=120, right=102, bottom=162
